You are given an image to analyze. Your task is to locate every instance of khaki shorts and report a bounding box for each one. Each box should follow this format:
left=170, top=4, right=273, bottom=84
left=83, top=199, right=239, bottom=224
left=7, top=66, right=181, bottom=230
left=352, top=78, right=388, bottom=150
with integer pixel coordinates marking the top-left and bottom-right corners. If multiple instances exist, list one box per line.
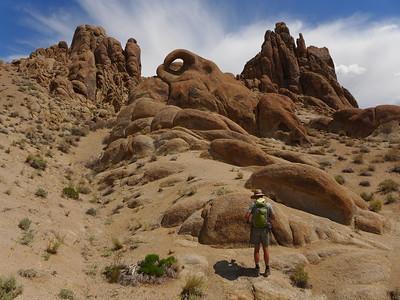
left=250, top=227, right=270, bottom=246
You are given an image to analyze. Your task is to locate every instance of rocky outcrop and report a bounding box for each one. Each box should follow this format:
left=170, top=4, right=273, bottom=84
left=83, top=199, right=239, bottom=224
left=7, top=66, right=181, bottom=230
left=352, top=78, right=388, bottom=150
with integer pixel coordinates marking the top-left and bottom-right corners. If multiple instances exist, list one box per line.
left=245, top=163, right=358, bottom=224
left=326, top=105, right=400, bottom=137
left=257, top=93, right=309, bottom=144
left=209, top=139, right=277, bottom=167
left=15, top=24, right=141, bottom=111
left=241, top=22, right=358, bottom=110
left=157, top=49, right=259, bottom=134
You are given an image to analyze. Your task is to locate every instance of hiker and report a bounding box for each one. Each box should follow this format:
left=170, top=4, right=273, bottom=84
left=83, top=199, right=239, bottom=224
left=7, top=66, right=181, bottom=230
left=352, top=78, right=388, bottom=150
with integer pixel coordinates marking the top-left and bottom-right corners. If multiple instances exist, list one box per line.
left=245, top=189, right=275, bottom=277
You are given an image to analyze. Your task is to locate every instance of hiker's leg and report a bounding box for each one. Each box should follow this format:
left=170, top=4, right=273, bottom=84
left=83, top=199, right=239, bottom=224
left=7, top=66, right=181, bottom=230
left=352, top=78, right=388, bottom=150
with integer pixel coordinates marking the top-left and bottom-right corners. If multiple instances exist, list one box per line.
left=254, top=243, right=260, bottom=266
left=262, top=245, right=269, bottom=266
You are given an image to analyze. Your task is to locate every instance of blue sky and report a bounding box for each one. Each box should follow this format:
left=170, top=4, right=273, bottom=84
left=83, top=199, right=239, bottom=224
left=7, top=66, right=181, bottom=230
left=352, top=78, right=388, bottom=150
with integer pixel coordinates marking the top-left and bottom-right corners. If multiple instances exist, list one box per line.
left=1, top=0, right=400, bottom=106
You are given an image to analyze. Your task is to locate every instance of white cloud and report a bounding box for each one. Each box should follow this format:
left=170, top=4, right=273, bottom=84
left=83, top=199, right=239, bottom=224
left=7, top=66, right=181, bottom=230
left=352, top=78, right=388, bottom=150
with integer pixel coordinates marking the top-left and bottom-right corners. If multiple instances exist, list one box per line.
left=17, top=0, right=400, bottom=107
left=336, top=64, right=367, bottom=76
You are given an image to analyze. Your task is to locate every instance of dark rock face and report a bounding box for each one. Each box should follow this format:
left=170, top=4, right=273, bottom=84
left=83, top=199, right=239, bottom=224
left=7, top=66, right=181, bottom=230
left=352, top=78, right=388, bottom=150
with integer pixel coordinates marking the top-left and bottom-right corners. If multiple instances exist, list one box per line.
left=15, top=24, right=141, bottom=111
left=241, top=22, right=358, bottom=110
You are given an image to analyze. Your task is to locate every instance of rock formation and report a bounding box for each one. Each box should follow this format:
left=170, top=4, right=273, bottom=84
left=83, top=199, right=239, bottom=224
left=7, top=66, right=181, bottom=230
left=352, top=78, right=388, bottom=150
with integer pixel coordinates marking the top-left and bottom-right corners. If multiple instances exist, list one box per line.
left=241, top=22, right=358, bottom=110
left=14, top=25, right=141, bottom=111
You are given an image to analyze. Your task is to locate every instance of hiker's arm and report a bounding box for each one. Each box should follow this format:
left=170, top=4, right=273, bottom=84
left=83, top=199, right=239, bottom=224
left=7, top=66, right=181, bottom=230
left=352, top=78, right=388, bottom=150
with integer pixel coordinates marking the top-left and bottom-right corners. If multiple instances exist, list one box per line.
left=244, top=211, right=251, bottom=223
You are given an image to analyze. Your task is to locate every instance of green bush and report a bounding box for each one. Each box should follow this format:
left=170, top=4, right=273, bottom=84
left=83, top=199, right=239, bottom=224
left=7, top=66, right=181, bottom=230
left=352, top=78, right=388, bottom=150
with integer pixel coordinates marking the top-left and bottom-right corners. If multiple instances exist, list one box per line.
left=58, top=288, right=74, bottom=299
left=19, top=230, right=34, bottom=246
left=138, top=254, right=177, bottom=278
left=180, top=274, right=206, bottom=300
left=290, top=264, right=309, bottom=289
left=26, top=154, right=47, bottom=170
left=0, top=276, right=23, bottom=300
left=360, top=192, right=374, bottom=202
left=85, top=208, right=97, bottom=216
left=385, top=194, right=398, bottom=204
left=334, top=175, right=345, bottom=185
left=18, top=218, right=31, bottom=231
left=35, top=188, right=48, bottom=198
left=369, top=199, right=383, bottom=212
left=378, top=179, right=399, bottom=194
left=62, top=187, right=79, bottom=200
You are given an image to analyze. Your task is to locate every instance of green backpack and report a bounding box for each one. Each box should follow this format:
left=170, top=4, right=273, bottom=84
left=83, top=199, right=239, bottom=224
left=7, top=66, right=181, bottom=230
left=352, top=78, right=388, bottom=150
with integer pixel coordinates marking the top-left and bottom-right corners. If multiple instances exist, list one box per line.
left=252, top=202, right=269, bottom=228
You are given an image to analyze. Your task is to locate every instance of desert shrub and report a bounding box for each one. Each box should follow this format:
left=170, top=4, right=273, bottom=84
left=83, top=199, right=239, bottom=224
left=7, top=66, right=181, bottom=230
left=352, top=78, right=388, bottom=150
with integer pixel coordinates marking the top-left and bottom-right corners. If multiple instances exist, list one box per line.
left=369, top=199, right=383, bottom=212
left=62, top=187, right=79, bottom=200
left=57, top=140, right=71, bottom=153
left=334, top=175, right=345, bottom=185
left=111, top=238, right=123, bottom=251
left=77, top=183, right=91, bottom=195
left=70, top=127, right=88, bottom=137
left=0, top=276, right=23, bottom=300
left=17, top=269, right=37, bottom=279
left=85, top=208, right=97, bottom=216
left=138, top=254, right=177, bottom=278
left=384, top=148, right=400, bottom=162
left=18, top=218, right=31, bottom=231
left=26, top=154, right=47, bottom=170
left=19, top=230, right=34, bottom=245
left=385, top=194, right=398, bottom=204
left=35, top=187, right=48, bottom=198
left=58, top=288, right=74, bottom=299
left=378, top=179, right=399, bottom=194
left=353, top=154, right=364, bottom=164
left=360, top=192, right=374, bottom=202
left=180, top=274, right=206, bottom=300
left=103, top=264, right=124, bottom=283
left=290, top=264, right=309, bottom=288
left=46, top=234, right=64, bottom=255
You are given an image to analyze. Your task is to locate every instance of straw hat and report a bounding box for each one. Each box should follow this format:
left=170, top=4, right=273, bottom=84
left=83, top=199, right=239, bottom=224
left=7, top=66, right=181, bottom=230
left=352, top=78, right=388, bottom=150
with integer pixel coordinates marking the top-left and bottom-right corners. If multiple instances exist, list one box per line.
left=251, top=189, right=265, bottom=199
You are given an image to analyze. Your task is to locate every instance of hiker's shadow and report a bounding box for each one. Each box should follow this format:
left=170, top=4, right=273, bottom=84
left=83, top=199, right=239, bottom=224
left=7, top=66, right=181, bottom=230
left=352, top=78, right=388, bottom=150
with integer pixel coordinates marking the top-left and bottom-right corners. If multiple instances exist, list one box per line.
left=213, top=259, right=259, bottom=280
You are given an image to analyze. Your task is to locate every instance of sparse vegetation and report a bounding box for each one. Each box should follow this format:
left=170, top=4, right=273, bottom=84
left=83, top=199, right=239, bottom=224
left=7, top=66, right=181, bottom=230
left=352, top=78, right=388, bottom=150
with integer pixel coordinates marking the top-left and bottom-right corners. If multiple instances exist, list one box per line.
left=35, top=187, right=48, bottom=198
left=58, top=288, right=74, bottom=300
left=46, top=233, right=64, bottom=255
left=19, top=230, right=34, bottom=246
left=353, top=154, right=364, bottom=164
left=384, top=148, right=400, bottom=162
left=62, top=186, right=79, bottom=200
left=385, top=194, right=398, bottom=204
left=111, top=237, right=123, bottom=251
left=138, top=254, right=177, bottom=278
left=17, top=269, right=37, bottom=279
left=369, top=199, right=383, bottom=212
left=360, top=192, right=374, bottom=202
left=0, top=276, right=23, bottom=299
left=334, top=175, right=345, bottom=185
left=26, top=154, right=47, bottom=170
left=378, top=179, right=399, bottom=194
left=85, top=208, right=97, bottom=216
left=18, top=218, right=31, bottom=231
left=180, top=274, right=206, bottom=300
left=290, top=264, right=309, bottom=289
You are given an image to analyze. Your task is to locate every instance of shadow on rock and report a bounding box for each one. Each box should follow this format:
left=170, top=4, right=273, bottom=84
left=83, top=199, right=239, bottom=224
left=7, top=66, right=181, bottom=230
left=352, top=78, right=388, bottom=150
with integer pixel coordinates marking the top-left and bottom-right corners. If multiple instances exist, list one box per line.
left=213, top=259, right=259, bottom=280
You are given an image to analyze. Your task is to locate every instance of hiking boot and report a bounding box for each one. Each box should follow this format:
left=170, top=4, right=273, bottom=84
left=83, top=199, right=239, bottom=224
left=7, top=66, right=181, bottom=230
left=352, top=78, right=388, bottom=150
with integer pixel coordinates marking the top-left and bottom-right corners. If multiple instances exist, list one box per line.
left=263, top=266, right=271, bottom=277
left=255, top=264, right=260, bottom=276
